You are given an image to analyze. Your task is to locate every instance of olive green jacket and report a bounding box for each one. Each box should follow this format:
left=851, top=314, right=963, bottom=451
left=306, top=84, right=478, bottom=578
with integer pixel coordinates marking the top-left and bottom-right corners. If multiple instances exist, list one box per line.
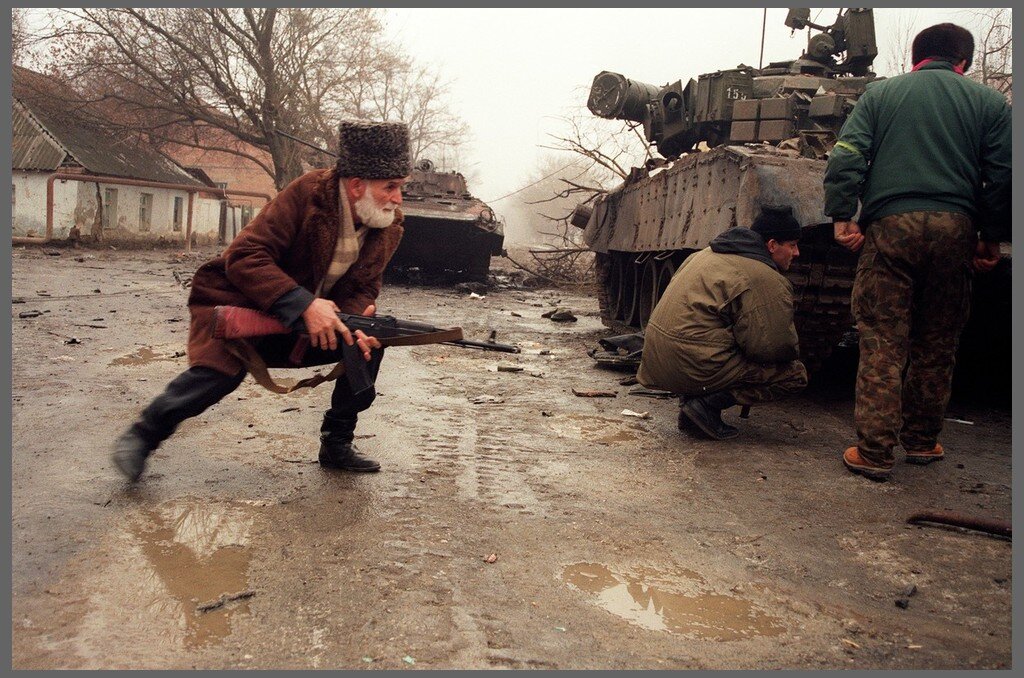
left=637, top=229, right=799, bottom=395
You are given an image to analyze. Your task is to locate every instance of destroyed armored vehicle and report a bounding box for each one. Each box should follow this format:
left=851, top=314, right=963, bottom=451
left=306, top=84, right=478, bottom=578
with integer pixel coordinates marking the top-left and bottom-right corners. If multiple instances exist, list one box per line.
left=386, top=159, right=505, bottom=282
left=577, top=8, right=880, bottom=368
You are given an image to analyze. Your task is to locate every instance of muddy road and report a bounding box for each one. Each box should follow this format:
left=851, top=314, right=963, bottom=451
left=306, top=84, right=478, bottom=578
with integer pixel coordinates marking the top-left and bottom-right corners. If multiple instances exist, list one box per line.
left=11, top=245, right=1011, bottom=669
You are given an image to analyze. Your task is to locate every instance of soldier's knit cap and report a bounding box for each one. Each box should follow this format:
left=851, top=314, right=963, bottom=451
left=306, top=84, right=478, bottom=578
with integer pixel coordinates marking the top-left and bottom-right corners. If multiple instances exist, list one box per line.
left=751, top=204, right=802, bottom=242
left=336, top=120, right=412, bottom=179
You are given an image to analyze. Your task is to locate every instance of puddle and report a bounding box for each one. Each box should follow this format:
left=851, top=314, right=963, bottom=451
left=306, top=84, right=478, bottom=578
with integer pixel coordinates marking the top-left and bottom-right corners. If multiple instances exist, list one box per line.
left=548, top=415, right=644, bottom=445
left=562, top=563, right=785, bottom=641
left=109, top=347, right=183, bottom=367
left=130, top=501, right=255, bottom=648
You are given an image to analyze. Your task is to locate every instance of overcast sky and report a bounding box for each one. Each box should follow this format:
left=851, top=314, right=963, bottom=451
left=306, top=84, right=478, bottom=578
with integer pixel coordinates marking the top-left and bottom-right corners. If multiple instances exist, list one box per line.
left=384, top=7, right=991, bottom=210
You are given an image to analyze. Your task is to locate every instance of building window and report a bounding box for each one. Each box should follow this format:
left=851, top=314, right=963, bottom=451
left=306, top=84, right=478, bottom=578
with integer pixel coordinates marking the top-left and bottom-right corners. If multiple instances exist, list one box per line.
left=241, top=204, right=254, bottom=225
left=139, top=192, right=153, bottom=232
left=103, top=188, right=118, bottom=230
left=173, top=196, right=184, bottom=232
left=215, top=182, right=228, bottom=190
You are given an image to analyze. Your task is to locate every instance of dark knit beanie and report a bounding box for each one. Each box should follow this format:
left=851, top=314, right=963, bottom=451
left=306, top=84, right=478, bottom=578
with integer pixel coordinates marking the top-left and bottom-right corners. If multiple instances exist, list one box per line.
left=912, top=23, right=974, bottom=71
left=751, top=205, right=802, bottom=242
left=336, top=120, right=412, bottom=179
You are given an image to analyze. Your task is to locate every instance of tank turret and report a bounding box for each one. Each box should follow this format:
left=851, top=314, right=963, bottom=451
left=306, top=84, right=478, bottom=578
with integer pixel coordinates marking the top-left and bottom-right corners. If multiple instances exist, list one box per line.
left=587, top=8, right=877, bottom=158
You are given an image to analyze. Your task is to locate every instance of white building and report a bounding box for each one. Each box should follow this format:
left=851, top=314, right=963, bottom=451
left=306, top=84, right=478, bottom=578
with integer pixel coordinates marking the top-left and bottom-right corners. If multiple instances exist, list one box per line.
left=12, top=66, right=226, bottom=244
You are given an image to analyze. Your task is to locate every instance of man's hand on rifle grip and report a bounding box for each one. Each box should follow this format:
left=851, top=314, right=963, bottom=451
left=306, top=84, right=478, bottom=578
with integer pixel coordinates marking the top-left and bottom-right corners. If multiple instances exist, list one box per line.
left=302, top=298, right=349, bottom=351
left=354, top=304, right=381, bottom=360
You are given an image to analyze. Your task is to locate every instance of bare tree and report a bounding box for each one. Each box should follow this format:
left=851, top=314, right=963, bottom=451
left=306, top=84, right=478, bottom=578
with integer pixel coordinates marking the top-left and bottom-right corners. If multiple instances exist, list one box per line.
left=38, top=8, right=466, bottom=189
left=966, top=8, right=1012, bottom=99
left=880, top=9, right=920, bottom=76
left=11, top=9, right=28, bottom=65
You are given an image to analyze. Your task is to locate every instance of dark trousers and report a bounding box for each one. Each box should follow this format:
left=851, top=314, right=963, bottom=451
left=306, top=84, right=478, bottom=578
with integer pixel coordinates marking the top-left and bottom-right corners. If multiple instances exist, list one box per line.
left=134, top=339, right=384, bottom=448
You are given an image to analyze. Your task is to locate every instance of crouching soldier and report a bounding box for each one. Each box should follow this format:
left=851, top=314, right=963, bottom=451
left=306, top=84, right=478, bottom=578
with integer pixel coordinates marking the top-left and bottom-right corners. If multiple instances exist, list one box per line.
left=637, top=205, right=808, bottom=439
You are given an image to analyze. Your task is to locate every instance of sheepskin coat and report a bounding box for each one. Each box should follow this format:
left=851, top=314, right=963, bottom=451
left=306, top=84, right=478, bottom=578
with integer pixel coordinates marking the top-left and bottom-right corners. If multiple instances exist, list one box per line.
left=186, top=168, right=403, bottom=375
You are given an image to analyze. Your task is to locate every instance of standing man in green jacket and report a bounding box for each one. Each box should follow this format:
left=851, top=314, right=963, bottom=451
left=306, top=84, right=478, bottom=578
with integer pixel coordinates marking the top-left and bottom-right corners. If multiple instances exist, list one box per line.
left=824, top=23, right=1011, bottom=481
left=638, top=206, right=807, bottom=440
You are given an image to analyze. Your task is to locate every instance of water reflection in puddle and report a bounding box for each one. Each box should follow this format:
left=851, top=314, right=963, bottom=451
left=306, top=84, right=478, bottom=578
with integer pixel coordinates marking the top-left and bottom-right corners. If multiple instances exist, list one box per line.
left=131, top=501, right=254, bottom=647
left=109, top=347, right=182, bottom=367
left=562, top=563, right=785, bottom=641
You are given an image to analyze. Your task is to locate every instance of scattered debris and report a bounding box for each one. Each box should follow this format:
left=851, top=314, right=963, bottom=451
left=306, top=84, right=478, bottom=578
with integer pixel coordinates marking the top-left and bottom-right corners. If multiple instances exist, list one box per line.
left=496, top=364, right=524, bottom=373
left=483, top=553, right=498, bottom=564
left=588, top=333, right=643, bottom=368
left=618, top=375, right=639, bottom=386
left=171, top=271, right=192, bottom=289
left=469, top=395, right=505, bottom=405
left=841, top=638, right=861, bottom=649
left=402, top=655, right=416, bottom=665
left=572, top=388, right=616, bottom=398
left=468, top=292, right=486, bottom=300
left=18, top=310, right=43, bottom=319
left=907, top=644, right=923, bottom=650
left=944, top=416, right=974, bottom=425
left=554, top=626, right=566, bottom=632
left=12, top=297, right=25, bottom=304
left=541, top=411, right=553, bottom=417
left=510, top=311, right=522, bottom=317
left=64, top=337, right=82, bottom=345
left=902, top=584, right=918, bottom=598
left=542, top=308, right=577, bottom=322
left=196, top=589, right=256, bottom=613
left=280, top=407, right=300, bottom=413
left=42, top=249, right=62, bottom=257
left=621, top=409, right=650, bottom=419
left=627, top=385, right=675, bottom=399
left=895, top=598, right=910, bottom=609
left=455, top=281, right=489, bottom=295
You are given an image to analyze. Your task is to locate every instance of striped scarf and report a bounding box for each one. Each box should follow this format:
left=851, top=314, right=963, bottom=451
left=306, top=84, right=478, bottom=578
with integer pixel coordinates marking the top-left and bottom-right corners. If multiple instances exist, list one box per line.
left=318, top=179, right=369, bottom=297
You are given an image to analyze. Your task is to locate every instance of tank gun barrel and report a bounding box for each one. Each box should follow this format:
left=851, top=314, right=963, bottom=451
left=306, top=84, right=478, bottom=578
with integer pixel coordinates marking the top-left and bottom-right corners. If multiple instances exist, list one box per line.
left=587, top=71, right=661, bottom=123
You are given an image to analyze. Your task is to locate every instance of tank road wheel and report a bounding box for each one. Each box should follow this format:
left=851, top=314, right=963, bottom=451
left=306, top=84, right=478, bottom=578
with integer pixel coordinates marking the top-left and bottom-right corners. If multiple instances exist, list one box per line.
left=620, top=255, right=642, bottom=328
left=655, top=259, right=676, bottom=308
left=638, top=258, right=659, bottom=329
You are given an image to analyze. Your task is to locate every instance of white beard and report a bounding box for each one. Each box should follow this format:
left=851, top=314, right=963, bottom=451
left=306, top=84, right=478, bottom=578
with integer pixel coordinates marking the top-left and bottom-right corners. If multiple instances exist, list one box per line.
left=354, top=192, right=396, bottom=229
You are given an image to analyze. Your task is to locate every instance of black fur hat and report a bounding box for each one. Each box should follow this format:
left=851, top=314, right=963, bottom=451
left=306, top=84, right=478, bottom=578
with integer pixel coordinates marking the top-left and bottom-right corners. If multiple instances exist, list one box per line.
left=336, top=120, right=411, bottom=179
left=912, top=23, right=974, bottom=71
left=751, top=204, right=802, bottom=242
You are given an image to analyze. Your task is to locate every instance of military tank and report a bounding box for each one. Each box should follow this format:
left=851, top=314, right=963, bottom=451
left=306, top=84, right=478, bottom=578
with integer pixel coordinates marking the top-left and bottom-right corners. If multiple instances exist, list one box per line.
left=386, top=159, right=505, bottom=282
left=576, top=8, right=884, bottom=368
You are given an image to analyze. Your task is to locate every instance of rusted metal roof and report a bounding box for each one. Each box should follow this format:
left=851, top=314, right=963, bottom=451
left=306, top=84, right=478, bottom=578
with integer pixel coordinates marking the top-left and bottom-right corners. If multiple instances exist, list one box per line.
left=12, top=66, right=203, bottom=187
left=12, top=99, right=67, bottom=170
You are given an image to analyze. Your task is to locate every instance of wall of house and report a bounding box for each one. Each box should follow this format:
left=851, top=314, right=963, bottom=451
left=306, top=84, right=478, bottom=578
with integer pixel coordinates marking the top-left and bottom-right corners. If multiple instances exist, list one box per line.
left=12, top=171, right=223, bottom=243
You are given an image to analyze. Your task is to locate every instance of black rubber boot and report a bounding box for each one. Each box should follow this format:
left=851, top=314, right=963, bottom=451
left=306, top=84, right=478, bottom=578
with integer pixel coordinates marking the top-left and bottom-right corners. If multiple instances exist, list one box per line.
left=318, top=413, right=380, bottom=472
left=112, top=422, right=159, bottom=482
left=679, top=392, right=739, bottom=440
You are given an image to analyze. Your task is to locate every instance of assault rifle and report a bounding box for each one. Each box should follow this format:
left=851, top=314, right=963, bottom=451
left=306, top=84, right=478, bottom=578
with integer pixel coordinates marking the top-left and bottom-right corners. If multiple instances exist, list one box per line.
left=212, top=305, right=519, bottom=395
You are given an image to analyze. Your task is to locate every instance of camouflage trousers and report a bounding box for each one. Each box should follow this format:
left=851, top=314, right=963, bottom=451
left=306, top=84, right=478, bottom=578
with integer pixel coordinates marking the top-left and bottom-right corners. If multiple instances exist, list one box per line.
left=852, top=211, right=974, bottom=465
left=726, top=360, right=808, bottom=406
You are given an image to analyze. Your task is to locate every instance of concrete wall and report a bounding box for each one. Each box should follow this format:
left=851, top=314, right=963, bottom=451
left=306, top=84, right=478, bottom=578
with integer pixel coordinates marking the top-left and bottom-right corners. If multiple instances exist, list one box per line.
left=11, top=171, right=224, bottom=243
